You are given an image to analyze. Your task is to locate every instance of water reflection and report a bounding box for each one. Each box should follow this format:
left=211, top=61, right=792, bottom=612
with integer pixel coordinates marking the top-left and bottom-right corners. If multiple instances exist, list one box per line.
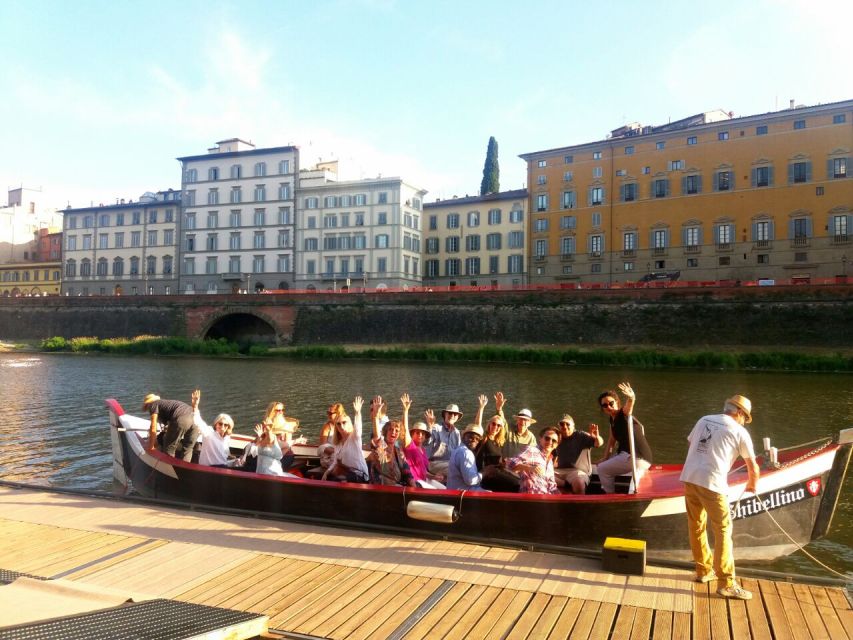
left=0, top=353, right=849, bottom=577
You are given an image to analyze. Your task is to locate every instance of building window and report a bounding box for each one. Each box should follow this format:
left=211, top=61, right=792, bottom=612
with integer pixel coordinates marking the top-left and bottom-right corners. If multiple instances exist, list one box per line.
left=254, top=185, right=266, bottom=201
left=254, top=209, right=266, bottom=226
left=622, top=183, right=638, bottom=202
left=253, top=231, right=265, bottom=249
left=537, top=175, right=546, bottom=185
left=754, top=220, right=772, bottom=242
left=684, top=226, right=700, bottom=247
left=589, top=234, right=603, bottom=255
left=305, top=197, right=319, bottom=209
left=561, top=236, right=575, bottom=256
left=510, top=209, right=523, bottom=223
left=445, top=236, right=459, bottom=253
left=715, top=171, right=733, bottom=191
left=830, top=158, right=848, bottom=179
left=536, top=194, right=548, bottom=211
left=230, top=187, right=242, bottom=203
left=465, top=257, right=480, bottom=275
left=230, top=210, right=241, bottom=227
left=508, top=255, right=523, bottom=273
left=756, top=125, right=768, bottom=135
left=623, top=232, right=636, bottom=251
left=591, top=212, right=601, bottom=227
left=230, top=165, right=242, bottom=179
left=752, top=166, right=772, bottom=187
left=208, top=189, right=219, bottom=205
left=716, top=223, right=734, bottom=246
left=304, top=238, right=318, bottom=251
left=278, top=160, right=291, bottom=174
left=718, top=131, right=729, bottom=141
left=445, top=259, right=459, bottom=276
left=254, top=162, right=266, bottom=177
left=426, top=238, right=439, bottom=254
left=592, top=151, right=602, bottom=160
left=278, top=207, right=292, bottom=225
left=832, top=215, right=848, bottom=239
left=560, top=215, right=576, bottom=230
left=205, top=256, right=217, bottom=275
left=794, top=252, right=808, bottom=262
left=324, top=214, right=337, bottom=228
left=589, top=187, right=603, bottom=206
left=624, top=145, right=634, bottom=155
left=653, top=229, right=668, bottom=249
left=375, top=234, right=389, bottom=249
left=534, top=239, right=547, bottom=259
left=466, top=235, right=481, bottom=251
left=111, top=258, right=123, bottom=276
left=489, top=256, right=499, bottom=274
left=591, top=264, right=602, bottom=273
left=653, top=178, right=669, bottom=198
left=592, top=167, right=602, bottom=178
left=253, top=255, right=265, bottom=272
left=668, top=160, right=683, bottom=171
left=833, top=114, right=846, bottom=124
left=428, top=215, right=437, bottom=230
left=686, top=258, right=698, bottom=268
left=230, top=233, right=240, bottom=250
left=508, top=231, right=524, bottom=248
left=278, top=184, right=291, bottom=200
left=534, top=218, right=548, bottom=233
left=683, top=174, right=701, bottom=195
left=719, top=256, right=730, bottom=266
left=790, top=161, right=810, bottom=184
left=447, top=213, right=459, bottom=229
left=207, top=167, right=218, bottom=181
left=206, top=233, right=218, bottom=251
left=687, top=136, right=697, bottom=145
left=757, top=254, right=769, bottom=264
left=186, top=168, right=198, bottom=183
left=486, top=233, right=502, bottom=250
left=793, top=119, right=806, bottom=130
left=277, top=229, right=291, bottom=248
left=486, top=209, right=500, bottom=225
left=642, top=166, right=651, bottom=175
left=468, top=211, right=480, bottom=227
left=564, top=155, right=573, bottom=164
left=624, top=262, right=634, bottom=272
left=537, top=160, right=547, bottom=168
left=425, top=259, right=439, bottom=277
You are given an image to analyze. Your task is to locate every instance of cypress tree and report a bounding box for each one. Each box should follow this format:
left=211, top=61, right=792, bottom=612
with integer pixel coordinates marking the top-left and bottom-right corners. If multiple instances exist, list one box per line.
left=480, top=136, right=500, bottom=195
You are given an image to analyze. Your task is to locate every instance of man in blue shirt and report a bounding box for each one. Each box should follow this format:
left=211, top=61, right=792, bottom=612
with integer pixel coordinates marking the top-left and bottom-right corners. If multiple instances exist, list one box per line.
left=447, top=424, right=486, bottom=491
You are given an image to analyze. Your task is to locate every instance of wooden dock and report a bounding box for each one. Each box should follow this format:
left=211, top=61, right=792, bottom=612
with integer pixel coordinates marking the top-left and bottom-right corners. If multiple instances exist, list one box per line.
left=0, top=485, right=849, bottom=639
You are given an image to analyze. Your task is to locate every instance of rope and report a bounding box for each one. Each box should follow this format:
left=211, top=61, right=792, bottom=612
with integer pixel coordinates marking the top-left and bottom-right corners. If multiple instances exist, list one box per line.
left=457, top=490, right=466, bottom=519
left=776, top=437, right=832, bottom=453
left=736, top=489, right=850, bottom=580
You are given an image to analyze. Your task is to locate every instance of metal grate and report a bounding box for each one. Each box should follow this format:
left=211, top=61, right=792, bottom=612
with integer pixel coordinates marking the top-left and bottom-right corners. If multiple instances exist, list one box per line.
left=0, top=569, right=46, bottom=585
left=0, top=598, right=265, bottom=640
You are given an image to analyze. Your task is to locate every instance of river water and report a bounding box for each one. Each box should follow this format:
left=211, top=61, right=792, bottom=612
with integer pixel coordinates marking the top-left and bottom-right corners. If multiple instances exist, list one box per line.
left=0, top=353, right=850, bottom=578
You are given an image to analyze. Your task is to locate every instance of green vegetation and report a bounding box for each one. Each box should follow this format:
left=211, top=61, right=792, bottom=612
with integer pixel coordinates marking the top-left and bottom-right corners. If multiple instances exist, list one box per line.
left=40, top=335, right=242, bottom=356
left=479, top=136, right=500, bottom=195
left=270, top=345, right=852, bottom=373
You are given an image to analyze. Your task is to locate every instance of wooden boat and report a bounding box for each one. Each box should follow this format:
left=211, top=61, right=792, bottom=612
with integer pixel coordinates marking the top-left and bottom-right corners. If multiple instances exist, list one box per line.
left=106, top=399, right=852, bottom=561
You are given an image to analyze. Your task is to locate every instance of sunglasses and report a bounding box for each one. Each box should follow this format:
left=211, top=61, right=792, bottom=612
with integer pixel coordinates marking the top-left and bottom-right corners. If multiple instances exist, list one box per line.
left=543, top=436, right=559, bottom=444
left=600, top=400, right=616, bottom=409
left=275, top=408, right=284, bottom=413
left=335, top=420, right=349, bottom=427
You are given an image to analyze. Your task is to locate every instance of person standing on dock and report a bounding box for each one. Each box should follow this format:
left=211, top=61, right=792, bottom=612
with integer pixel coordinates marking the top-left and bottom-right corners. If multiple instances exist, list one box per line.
left=142, top=392, right=198, bottom=461
left=680, top=395, right=760, bottom=601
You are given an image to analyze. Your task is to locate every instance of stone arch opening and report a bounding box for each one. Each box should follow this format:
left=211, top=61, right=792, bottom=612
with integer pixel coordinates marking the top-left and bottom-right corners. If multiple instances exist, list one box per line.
left=204, top=312, right=277, bottom=345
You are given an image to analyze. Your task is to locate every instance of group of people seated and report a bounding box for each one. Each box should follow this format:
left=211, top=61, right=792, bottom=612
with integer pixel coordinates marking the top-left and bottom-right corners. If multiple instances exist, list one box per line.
left=140, top=380, right=653, bottom=495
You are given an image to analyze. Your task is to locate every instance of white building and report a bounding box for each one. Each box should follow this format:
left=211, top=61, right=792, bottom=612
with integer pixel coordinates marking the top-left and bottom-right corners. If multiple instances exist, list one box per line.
left=177, top=139, right=299, bottom=293
left=294, top=163, right=427, bottom=290
left=61, top=190, right=181, bottom=296
left=422, top=189, right=528, bottom=287
left=0, top=187, right=64, bottom=263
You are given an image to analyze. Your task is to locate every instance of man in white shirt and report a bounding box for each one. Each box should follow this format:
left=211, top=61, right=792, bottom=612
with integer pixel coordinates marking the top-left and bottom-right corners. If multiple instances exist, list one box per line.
left=680, top=395, right=760, bottom=600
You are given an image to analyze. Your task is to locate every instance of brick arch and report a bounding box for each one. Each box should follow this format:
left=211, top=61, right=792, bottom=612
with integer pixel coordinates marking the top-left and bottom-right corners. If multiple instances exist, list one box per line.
left=185, top=304, right=296, bottom=345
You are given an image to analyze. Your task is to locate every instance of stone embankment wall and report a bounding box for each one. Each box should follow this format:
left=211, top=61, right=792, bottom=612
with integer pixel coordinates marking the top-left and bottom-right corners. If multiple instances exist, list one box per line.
left=0, top=286, right=850, bottom=347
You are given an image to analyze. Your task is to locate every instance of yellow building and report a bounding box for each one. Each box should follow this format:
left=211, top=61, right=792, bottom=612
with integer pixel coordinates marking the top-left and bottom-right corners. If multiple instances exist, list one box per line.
left=0, top=262, right=62, bottom=297
left=422, top=189, right=528, bottom=287
left=520, top=99, right=852, bottom=285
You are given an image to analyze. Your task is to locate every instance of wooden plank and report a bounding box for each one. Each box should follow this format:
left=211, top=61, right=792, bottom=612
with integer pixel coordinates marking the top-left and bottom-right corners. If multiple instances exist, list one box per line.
left=315, top=573, right=416, bottom=638
left=353, top=576, right=437, bottom=640
left=826, top=586, right=852, bottom=610
left=445, top=585, right=502, bottom=640
left=651, top=610, right=672, bottom=640
left=693, top=582, right=712, bottom=640
left=808, top=586, right=849, bottom=640
left=672, top=611, right=691, bottom=640
left=728, top=599, right=751, bottom=640
left=588, top=602, right=618, bottom=640
left=402, top=582, right=473, bottom=640
left=461, top=586, right=525, bottom=640
left=775, top=581, right=811, bottom=640
left=256, top=563, right=356, bottom=618
left=740, top=578, right=772, bottom=640
left=569, top=599, right=601, bottom=640
left=611, top=605, right=637, bottom=639
left=199, top=555, right=292, bottom=609
left=630, top=607, right=653, bottom=640
left=480, top=589, right=535, bottom=640
left=426, top=584, right=489, bottom=639
left=547, top=597, right=583, bottom=639
left=173, top=553, right=273, bottom=603
left=758, top=579, right=794, bottom=640
left=527, top=596, right=567, bottom=639
left=504, top=592, right=554, bottom=639
left=709, top=584, right=732, bottom=640
left=791, top=582, right=829, bottom=640
left=54, top=539, right=169, bottom=579
left=216, top=558, right=320, bottom=611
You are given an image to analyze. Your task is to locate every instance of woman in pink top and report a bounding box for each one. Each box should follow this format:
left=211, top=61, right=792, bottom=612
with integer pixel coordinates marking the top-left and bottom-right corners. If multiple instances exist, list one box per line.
left=400, top=393, right=446, bottom=489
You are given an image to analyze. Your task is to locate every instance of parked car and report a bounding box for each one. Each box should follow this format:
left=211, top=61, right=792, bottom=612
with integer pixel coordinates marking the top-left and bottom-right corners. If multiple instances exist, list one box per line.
left=638, top=270, right=680, bottom=283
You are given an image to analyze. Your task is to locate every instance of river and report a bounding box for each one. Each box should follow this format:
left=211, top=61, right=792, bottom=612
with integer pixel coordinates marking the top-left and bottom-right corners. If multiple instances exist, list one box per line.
left=0, top=352, right=850, bottom=579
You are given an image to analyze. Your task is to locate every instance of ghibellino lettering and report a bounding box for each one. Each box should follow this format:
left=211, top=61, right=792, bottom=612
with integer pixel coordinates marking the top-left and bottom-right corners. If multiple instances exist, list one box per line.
left=730, top=486, right=808, bottom=520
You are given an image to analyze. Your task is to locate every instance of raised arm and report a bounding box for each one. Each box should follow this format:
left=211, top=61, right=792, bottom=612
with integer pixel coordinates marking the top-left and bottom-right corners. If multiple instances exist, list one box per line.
left=370, top=395, right=383, bottom=442
left=588, top=423, right=604, bottom=448
left=494, top=391, right=507, bottom=424
left=401, top=393, right=412, bottom=447
left=475, top=394, right=488, bottom=428
left=618, top=382, right=635, bottom=416
left=353, top=395, right=364, bottom=437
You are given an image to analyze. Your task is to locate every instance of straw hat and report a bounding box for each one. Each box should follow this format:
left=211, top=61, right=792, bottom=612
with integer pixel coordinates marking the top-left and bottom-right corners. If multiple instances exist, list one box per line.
left=442, top=403, right=463, bottom=418
left=141, top=393, right=160, bottom=409
left=726, top=395, right=753, bottom=423
left=411, top=421, right=432, bottom=442
left=462, top=424, right=484, bottom=438
left=513, top=408, right=537, bottom=424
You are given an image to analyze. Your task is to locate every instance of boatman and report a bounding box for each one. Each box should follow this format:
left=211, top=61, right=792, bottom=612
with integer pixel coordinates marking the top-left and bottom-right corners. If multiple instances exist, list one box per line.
left=680, top=394, right=760, bottom=600
left=142, top=392, right=199, bottom=462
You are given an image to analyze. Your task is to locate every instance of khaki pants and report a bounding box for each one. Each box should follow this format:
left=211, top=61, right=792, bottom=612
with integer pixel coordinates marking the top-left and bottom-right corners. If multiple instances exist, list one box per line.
left=684, top=482, right=735, bottom=587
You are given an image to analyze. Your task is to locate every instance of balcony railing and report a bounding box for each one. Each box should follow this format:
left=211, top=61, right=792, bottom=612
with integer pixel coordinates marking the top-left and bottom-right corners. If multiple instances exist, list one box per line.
left=790, top=236, right=810, bottom=248
left=832, top=234, right=850, bottom=245
left=560, top=253, right=575, bottom=261
left=652, top=247, right=667, bottom=256
left=716, top=242, right=732, bottom=252
left=684, top=245, right=700, bottom=253
left=754, top=239, right=771, bottom=249
left=622, top=249, right=636, bottom=258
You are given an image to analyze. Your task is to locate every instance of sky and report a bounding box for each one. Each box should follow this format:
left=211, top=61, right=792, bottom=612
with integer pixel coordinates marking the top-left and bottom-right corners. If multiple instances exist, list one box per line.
left=1, top=0, right=850, bottom=210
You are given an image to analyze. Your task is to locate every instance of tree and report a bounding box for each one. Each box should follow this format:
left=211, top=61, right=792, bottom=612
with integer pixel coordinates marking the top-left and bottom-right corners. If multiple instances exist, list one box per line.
left=480, top=136, right=500, bottom=196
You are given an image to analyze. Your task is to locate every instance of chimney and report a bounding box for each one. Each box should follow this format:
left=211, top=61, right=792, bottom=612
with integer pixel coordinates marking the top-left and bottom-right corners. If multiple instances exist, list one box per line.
left=789, top=99, right=794, bottom=109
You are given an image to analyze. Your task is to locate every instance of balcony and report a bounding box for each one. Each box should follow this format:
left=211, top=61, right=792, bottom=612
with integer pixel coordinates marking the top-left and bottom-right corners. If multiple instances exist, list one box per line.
left=715, top=242, right=732, bottom=252
left=560, top=253, right=575, bottom=261
left=754, top=239, right=771, bottom=249
left=622, top=249, right=636, bottom=258
left=589, top=251, right=602, bottom=259
left=221, top=272, right=243, bottom=281
left=652, top=247, right=667, bottom=256
left=684, top=245, right=700, bottom=254
left=790, top=236, right=810, bottom=248
left=832, top=234, right=850, bottom=245
left=534, top=254, right=547, bottom=262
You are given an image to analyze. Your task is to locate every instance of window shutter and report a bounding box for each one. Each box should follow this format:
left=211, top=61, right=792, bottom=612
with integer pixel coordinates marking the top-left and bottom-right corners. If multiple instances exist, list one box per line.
left=751, top=168, right=757, bottom=187
left=728, top=171, right=735, bottom=191
left=682, top=227, right=688, bottom=246
left=587, top=235, right=593, bottom=253
left=806, top=161, right=812, bottom=182
left=788, top=163, right=795, bottom=184
left=681, top=176, right=688, bottom=195
left=768, top=220, right=775, bottom=240
left=664, top=228, right=670, bottom=247
left=827, top=159, right=834, bottom=179
left=768, top=166, right=774, bottom=186
left=805, top=218, right=812, bottom=237
left=729, top=224, right=736, bottom=243
left=620, top=184, right=626, bottom=201
left=712, top=171, right=719, bottom=192
left=664, top=179, right=670, bottom=197
left=697, top=226, right=704, bottom=245
left=788, top=219, right=795, bottom=238
left=696, top=175, right=703, bottom=194
left=751, top=222, right=758, bottom=241
left=587, top=187, right=593, bottom=207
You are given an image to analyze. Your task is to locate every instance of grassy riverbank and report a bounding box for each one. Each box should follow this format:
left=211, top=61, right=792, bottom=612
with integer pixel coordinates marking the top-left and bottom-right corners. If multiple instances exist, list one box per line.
left=23, top=336, right=853, bottom=372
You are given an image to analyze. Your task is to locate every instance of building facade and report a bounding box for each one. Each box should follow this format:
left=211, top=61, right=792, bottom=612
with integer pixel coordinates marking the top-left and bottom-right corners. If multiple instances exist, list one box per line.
left=177, top=139, right=299, bottom=293
left=295, top=166, right=426, bottom=290
left=520, top=99, right=852, bottom=285
left=61, top=190, right=181, bottom=296
left=0, top=187, right=64, bottom=264
left=422, top=189, right=528, bottom=287
left=0, top=261, right=61, bottom=297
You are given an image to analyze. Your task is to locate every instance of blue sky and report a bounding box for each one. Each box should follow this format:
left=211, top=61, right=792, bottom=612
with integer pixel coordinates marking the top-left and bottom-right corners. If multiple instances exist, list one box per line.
left=1, top=0, right=850, bottom=209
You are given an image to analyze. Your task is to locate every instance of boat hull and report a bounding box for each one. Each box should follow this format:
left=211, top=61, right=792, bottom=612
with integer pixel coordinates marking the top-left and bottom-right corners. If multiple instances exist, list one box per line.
left=107, top=400, right=845, bottom=561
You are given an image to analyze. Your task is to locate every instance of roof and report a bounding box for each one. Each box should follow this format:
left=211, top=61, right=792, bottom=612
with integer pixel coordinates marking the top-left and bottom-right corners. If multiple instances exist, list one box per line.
left=424, top=188, right=528, bottom=208
left=177, top=145, right=299, bottom=162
